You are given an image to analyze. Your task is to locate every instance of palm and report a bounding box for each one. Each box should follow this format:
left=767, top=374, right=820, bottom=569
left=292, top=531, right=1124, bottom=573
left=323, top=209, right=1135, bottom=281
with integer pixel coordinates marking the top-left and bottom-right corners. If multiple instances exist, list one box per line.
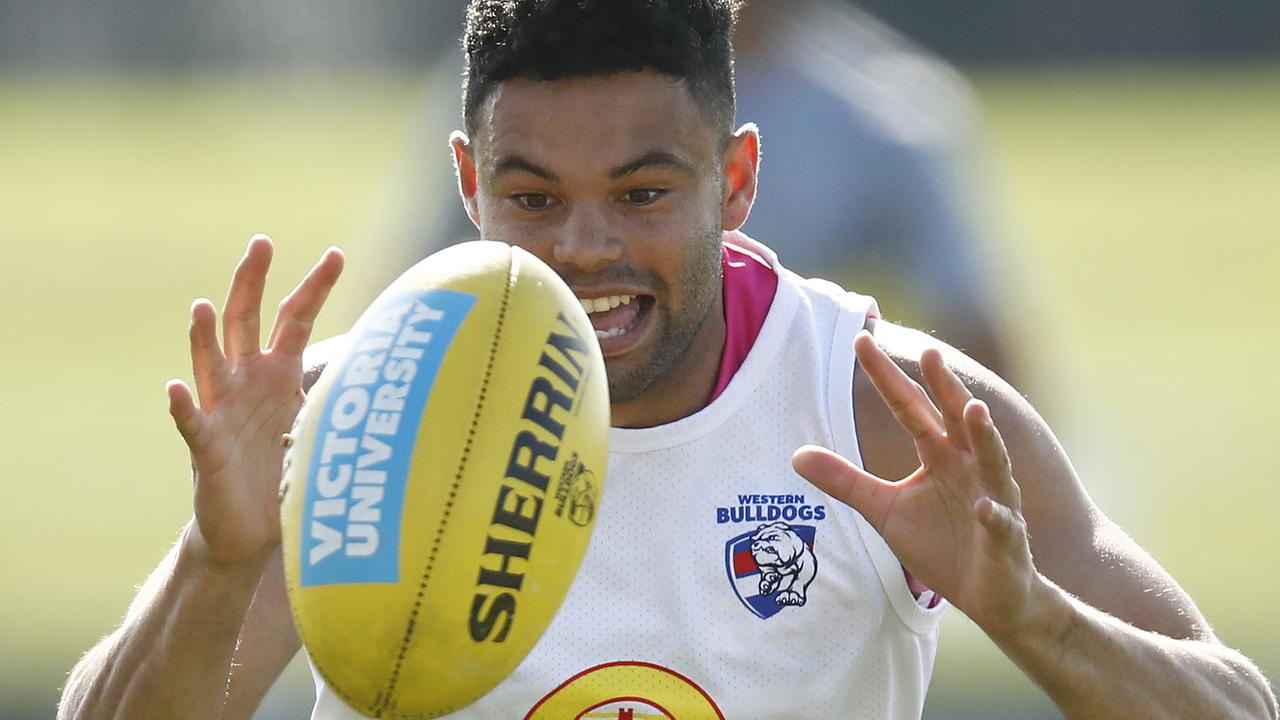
left=794, top=332, right=1035, bottom=629
left=879, top=466, right=1027, bottom=621
left=167, top=236, right=343, bottom=570
left=187, top=354, right=305, bottom=565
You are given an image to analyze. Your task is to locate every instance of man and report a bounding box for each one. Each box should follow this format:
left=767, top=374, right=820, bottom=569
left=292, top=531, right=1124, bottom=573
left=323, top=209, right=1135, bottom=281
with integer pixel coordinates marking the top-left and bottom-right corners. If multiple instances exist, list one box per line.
left=59, top=1, right=1276, bottom=718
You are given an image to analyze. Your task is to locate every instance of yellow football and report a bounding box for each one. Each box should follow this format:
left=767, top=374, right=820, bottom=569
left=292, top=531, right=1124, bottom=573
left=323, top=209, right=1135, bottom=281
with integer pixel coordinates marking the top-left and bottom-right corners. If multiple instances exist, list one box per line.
left=280, top=241, right=609, bottom=718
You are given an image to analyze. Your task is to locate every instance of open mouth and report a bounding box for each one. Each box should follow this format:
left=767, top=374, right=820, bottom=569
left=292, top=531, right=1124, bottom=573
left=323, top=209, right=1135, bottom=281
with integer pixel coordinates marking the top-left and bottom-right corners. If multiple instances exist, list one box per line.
left=576, top=293, right=655, bottom=353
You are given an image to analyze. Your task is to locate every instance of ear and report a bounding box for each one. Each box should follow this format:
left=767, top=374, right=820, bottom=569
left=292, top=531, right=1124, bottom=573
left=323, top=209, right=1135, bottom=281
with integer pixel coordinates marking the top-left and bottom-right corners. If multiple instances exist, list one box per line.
left=720, top=122, right=760, bottom=231
left=450, top=130, right=482, bottom=229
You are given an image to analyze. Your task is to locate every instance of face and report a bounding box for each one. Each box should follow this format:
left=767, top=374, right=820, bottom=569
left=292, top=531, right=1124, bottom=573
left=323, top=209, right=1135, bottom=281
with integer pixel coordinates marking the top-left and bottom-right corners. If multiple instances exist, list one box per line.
left=452, top=71, right=758, bottom=425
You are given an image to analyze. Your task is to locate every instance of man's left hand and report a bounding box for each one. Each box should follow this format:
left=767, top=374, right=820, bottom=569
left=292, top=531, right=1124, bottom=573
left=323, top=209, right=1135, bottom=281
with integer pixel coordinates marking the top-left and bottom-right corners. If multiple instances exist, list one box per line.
left=793, top=330, right=1039, bottom=635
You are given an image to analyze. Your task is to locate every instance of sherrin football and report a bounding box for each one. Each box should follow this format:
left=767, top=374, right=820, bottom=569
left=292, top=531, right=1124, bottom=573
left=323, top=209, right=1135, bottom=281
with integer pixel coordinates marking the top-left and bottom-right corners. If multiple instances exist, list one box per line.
left=280, top=241, right=610, bottom=718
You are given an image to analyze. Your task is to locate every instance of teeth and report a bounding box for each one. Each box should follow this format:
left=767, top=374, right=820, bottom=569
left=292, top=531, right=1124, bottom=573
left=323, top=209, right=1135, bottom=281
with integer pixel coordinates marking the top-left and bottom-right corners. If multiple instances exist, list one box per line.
left=594, top=326, right=627, bottom=340
left=577, top=294, right=636, bottom=315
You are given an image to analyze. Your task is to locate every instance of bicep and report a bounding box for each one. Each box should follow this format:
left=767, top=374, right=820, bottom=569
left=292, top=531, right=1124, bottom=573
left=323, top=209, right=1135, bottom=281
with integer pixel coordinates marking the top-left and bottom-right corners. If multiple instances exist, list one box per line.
left=222, top=545, right=302, bottom=720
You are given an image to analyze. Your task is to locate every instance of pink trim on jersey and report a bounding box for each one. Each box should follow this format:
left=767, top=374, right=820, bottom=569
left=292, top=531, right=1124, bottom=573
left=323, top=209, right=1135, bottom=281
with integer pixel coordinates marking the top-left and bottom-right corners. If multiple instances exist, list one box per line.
left=905, top=571, right=943, bottom=609
left=710, top=236, right=779, bottom=401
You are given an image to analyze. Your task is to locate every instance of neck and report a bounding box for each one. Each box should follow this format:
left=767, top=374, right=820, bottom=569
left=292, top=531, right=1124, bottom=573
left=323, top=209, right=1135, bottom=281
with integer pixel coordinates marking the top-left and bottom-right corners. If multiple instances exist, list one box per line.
left=609, top=290, right=727, bottom=429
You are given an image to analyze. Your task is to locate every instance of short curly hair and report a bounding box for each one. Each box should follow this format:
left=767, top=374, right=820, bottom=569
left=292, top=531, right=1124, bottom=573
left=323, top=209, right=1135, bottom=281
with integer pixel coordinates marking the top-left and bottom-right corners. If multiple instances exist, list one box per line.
left=462, top=0, right=741, bottom=138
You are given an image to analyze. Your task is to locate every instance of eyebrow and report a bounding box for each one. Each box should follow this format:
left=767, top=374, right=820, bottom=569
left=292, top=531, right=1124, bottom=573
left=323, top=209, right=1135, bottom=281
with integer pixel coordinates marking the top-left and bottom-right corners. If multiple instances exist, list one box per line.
left=490, top=149, right=693, bottom=183
left=492, top=155, right=561, bottom=182
left=608, top=150, right=694, bottom=180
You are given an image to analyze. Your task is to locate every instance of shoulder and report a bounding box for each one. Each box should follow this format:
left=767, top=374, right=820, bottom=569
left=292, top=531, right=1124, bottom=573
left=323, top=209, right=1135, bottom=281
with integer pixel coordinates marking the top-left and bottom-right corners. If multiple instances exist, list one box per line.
left=853, top=319, right=1012, bottom=476
left=854, top=318, right=1059, bottom=475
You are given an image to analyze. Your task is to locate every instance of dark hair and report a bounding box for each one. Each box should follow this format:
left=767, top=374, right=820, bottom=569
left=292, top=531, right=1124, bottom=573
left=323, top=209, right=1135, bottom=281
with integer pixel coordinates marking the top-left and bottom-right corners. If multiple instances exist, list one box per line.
left=462, top=0, right=741, bottom=138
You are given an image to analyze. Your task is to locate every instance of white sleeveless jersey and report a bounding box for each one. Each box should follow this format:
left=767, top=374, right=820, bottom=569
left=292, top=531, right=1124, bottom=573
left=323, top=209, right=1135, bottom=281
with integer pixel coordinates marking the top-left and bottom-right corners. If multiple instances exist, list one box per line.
left=311, top=239, right=944, bottom=719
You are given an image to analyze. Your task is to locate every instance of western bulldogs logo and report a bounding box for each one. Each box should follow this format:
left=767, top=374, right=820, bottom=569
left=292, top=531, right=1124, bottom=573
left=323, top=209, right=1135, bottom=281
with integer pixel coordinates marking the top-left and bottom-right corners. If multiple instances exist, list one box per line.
left=725, top=522, right=818, bottom=619
left=719, top=491, right=826, bottom=619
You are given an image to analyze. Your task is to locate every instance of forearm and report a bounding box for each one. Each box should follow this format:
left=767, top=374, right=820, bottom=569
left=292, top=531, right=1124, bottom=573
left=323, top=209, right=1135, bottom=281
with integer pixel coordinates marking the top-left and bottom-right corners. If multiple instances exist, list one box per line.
left=58, top=523, right=268, bottom=720
left=991, top=576, right=1278, bottom=720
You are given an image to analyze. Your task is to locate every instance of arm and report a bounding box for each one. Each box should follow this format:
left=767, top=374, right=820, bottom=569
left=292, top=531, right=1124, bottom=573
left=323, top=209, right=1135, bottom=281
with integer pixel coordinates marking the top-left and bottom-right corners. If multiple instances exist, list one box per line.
left=794, top=320, right=1277, bottom=719
left=58, top=236, right=342, bottom=720
left=58, top=524, right=280, bottom=720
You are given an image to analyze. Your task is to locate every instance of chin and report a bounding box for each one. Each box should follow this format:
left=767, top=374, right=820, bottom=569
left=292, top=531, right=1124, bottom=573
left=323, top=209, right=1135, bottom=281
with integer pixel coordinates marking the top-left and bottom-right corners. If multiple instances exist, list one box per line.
left=602, top=356, right=657, bottom=406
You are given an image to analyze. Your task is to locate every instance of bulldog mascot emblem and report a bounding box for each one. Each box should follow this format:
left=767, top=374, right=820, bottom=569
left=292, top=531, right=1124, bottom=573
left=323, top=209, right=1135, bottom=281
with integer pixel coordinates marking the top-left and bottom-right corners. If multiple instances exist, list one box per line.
left=725, top=521, right=819, bottom=619
left=749, top=522, right=817, bottom=606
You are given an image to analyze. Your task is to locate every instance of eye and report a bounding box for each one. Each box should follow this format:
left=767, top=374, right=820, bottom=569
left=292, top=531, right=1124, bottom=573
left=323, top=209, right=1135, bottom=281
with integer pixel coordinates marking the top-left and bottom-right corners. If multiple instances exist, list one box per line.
left=622, top=188, right=665, bottom=206
left=511, top=193, right=555, bottom=211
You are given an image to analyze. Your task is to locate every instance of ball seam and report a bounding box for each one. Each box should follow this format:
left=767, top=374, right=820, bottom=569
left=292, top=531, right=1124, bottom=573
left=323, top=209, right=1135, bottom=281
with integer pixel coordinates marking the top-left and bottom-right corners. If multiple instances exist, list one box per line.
left=373, top=248, right=516, bottom=718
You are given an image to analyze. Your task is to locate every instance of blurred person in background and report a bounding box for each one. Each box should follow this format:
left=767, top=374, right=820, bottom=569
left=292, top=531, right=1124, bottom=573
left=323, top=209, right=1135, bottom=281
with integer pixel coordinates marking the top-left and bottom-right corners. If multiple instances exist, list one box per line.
left=733, top=0, right=1017, bottom=380
left=375, top=0, right=1020, bottom=381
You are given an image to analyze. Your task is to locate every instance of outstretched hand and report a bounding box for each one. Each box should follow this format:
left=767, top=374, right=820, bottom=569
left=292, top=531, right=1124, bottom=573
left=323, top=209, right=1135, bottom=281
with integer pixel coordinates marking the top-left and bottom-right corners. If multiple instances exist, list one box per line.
left=166, top=235, right=344, bottom=571
left=793, top=331, right=1038, bottom=632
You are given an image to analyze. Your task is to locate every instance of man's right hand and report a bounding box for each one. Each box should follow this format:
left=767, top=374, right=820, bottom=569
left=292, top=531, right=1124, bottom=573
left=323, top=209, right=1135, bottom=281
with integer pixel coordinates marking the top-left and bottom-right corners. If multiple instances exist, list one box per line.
left=166, top=235, right=344, bottom=571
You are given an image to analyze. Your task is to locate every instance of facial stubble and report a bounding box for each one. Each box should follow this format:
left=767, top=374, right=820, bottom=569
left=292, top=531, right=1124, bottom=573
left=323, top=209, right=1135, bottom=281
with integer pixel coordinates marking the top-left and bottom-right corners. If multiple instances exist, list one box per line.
left=605, top=224, right=724, bottom=404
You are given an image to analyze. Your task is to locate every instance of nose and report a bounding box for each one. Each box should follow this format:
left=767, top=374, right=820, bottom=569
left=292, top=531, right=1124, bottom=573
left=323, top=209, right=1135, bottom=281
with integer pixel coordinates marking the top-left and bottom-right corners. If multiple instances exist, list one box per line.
left=552, top=204, right=623, bottom=273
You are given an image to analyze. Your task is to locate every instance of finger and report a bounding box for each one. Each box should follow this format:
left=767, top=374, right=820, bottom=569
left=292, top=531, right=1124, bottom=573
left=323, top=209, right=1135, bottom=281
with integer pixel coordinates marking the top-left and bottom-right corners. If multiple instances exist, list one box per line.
left=268, top=246, right=345, bottom=357
left=167, top=379, right=207, bottom=453
left=189, top=298, right=231, bottom=409
left=854, top=331, right=944, bottom=441
left=920, top=347, right=974, bottom=450
left=222, top=234, right=274, bottom=364
left=975, top=496, right=1023, bottom=545
left=793, top=444, right=896, bottom=530
left=965, top=399, right=1020, bottom=504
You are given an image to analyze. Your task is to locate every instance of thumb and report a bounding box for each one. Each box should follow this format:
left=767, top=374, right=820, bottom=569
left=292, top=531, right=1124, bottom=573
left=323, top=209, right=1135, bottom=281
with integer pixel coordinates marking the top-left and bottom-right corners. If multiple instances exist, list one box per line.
left=167, top=379, right=207, bottom=452
left=975, top=496, right=1026, bottom=550
left=792, top=445, right=895, bottom=530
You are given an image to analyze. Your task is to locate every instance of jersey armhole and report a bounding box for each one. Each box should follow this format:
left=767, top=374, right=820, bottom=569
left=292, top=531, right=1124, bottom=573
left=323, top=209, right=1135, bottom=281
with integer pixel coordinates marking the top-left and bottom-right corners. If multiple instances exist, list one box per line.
left=826, top=296, right=945, bottom=635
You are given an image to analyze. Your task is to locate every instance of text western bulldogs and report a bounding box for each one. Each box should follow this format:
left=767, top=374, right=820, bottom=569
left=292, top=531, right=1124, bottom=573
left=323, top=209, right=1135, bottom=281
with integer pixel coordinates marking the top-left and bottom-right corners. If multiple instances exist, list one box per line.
left=715, top=494, right=826, bottom=524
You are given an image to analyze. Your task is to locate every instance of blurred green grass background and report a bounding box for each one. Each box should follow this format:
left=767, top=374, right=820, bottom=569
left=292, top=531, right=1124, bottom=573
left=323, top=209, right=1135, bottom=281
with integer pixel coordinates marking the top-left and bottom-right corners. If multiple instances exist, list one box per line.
left=1, top=64, right=1277, bottom=718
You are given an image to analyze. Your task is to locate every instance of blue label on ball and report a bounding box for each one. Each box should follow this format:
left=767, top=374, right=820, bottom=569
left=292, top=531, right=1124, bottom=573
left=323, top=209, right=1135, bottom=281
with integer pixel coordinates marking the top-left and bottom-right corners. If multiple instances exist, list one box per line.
left=300, top=288, right=476, bottom=586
